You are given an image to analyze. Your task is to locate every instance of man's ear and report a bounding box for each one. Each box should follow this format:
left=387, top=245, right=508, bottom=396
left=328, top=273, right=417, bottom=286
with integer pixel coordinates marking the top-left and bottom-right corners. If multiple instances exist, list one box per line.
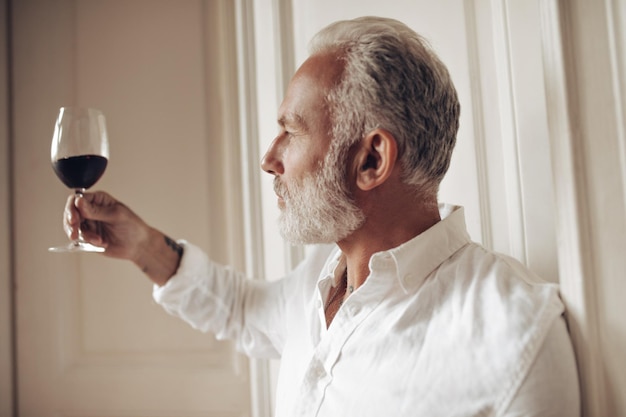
left=354, top=128, right=398, bottom=191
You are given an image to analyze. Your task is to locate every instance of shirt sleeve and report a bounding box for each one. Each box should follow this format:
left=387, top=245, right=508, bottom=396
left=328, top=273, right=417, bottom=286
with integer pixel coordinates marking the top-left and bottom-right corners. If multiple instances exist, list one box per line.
left=152, top=241, right=289, bottom=359
left=501, top=316, right=581, bottom=417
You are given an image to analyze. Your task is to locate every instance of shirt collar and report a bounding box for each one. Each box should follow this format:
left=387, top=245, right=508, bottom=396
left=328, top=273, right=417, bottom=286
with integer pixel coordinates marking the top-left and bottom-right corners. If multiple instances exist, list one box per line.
left=321, top=204, right=471, bottom=293
left=323, top=252, right=347, bottom=288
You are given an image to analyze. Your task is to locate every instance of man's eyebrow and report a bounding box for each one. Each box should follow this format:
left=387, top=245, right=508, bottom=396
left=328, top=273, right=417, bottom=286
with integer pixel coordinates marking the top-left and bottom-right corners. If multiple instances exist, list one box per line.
left=278, top=112, right=307, bottom=130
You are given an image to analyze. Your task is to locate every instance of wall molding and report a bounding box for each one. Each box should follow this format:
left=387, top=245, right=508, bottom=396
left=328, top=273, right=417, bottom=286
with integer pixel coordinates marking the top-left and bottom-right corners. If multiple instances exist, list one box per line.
left=0, top=0, right=15, bottom=414
left=489, top=0, right=528, bottom=264
left=475, top=0, right=560, bottom=281
left=232, top=0, right=273, bottom=416
left=463, top=0, right=494, bottom=251
left=539, top=0, right=606, bottom=415
left=605, top=0, right=626, bottom=210
left=271, top=0, right=305, bottom=271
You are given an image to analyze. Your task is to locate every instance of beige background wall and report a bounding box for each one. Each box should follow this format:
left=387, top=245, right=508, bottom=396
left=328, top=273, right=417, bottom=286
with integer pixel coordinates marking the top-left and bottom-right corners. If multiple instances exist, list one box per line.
left=3, top=1, right=253, bottom=415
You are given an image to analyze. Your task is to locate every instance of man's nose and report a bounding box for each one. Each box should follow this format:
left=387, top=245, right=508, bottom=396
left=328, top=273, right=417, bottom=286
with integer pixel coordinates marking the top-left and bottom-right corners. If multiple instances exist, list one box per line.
left=261, top=136, right=284, bottom=175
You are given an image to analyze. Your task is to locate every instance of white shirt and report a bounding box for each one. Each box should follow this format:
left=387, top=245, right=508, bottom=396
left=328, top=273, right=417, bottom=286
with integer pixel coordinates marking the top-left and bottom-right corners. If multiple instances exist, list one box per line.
left=154, top=205, right=580, bottom=416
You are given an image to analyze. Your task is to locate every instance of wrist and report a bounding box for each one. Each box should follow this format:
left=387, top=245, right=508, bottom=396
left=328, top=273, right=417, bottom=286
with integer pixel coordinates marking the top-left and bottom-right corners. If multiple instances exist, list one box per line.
left=133, top=227, right=183, bottom=286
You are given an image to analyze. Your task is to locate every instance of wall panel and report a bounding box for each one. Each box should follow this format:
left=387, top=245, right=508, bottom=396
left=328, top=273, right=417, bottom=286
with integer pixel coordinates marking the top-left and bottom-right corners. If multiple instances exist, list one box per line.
left=11, top=1, right=251, bottom=415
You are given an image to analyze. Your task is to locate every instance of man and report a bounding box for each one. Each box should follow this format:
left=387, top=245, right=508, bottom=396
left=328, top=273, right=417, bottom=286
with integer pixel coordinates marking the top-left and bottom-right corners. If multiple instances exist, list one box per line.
left=64, top=16, right=580, bottom=417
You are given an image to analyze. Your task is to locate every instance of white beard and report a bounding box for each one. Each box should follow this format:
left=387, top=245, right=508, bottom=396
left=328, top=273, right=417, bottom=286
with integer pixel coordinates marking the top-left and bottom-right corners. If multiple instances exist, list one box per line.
left=274, top=151, right=364, bottom=245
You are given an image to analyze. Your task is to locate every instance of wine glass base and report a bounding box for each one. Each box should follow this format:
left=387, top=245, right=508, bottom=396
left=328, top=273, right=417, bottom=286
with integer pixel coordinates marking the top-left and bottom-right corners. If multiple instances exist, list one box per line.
left=48, top=241, right=105, bottom=253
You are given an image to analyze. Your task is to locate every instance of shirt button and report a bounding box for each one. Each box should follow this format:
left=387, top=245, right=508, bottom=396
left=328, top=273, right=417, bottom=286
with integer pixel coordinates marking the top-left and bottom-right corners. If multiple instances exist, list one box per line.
left=347, top=304, right=360, bottom=315
left=317, top=367, right=326, bottom=378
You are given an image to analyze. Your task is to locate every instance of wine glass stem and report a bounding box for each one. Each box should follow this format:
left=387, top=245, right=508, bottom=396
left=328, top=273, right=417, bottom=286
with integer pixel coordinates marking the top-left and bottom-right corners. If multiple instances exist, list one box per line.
left=75, top=188, right=87, bottom=244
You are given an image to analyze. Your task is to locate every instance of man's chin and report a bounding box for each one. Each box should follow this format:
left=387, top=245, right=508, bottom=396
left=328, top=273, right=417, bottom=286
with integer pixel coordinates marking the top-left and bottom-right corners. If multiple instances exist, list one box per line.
left=278, top=222, right=343, bottom=246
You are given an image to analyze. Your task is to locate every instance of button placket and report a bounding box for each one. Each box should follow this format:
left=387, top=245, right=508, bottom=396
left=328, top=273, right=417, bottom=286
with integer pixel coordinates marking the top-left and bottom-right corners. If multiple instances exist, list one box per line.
left=296, top=263, right=392, bottom=416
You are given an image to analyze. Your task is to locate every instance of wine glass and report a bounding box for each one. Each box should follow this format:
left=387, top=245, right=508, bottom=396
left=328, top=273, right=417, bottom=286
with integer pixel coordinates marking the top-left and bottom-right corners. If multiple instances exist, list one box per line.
left=48, top=107, right=109, bottom=253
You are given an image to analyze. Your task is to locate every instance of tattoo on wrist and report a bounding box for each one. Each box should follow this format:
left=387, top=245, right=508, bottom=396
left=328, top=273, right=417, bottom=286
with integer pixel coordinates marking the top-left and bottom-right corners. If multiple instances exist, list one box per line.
left=164, top=235, right=183, bottom=258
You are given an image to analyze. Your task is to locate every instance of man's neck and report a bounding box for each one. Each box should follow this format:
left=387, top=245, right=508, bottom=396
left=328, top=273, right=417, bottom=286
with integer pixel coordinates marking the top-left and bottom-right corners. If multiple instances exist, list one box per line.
left=336, top=199, right=441, bottom=293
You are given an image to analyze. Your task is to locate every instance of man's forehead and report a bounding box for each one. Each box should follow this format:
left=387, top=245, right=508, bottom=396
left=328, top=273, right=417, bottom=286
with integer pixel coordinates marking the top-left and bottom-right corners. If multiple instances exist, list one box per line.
left=275, top=52, right=342, bottom=132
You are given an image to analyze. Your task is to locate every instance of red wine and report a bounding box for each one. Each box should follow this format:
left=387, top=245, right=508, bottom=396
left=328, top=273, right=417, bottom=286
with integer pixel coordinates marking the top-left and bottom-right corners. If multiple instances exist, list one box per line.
left=53, top=154, right=108, bottom=189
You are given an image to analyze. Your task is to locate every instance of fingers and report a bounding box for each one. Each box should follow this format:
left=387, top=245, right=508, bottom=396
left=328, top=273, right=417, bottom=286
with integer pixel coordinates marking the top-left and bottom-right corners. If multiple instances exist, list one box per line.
left=62, top=190, right=148, bottom=259
left=81, top=190, right=116, bottom=206
left=74, top=191, right=118, bottom=222
left=79, top=220, right=105, bottom=247
left=64, top=190, right=118, bottom=242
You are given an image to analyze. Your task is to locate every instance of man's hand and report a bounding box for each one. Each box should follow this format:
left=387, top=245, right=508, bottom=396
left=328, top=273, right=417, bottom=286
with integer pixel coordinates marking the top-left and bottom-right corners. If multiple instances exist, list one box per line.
left=64, top=191, right=148, bottom=261
left=64, top=191, right=182, bottom=286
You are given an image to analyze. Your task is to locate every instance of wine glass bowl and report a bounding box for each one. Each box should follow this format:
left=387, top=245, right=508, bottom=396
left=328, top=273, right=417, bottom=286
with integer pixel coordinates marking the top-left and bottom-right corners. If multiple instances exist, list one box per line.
left=48, top=107, right=109, bottom=253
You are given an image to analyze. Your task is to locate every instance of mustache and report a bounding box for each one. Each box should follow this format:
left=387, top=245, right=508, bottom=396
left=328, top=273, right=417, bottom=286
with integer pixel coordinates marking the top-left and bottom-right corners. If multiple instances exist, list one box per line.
left=273, top=177, right=288, bottom=198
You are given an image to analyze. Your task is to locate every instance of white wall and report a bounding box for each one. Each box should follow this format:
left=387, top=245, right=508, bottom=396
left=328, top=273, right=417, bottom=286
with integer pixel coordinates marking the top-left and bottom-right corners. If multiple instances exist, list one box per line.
left=542, top=0, right=626, bottom=415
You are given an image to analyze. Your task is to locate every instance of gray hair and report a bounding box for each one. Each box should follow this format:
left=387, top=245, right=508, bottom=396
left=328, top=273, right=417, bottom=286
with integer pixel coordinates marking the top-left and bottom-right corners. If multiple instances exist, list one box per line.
left=309, top=16, right=460, bottom=196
